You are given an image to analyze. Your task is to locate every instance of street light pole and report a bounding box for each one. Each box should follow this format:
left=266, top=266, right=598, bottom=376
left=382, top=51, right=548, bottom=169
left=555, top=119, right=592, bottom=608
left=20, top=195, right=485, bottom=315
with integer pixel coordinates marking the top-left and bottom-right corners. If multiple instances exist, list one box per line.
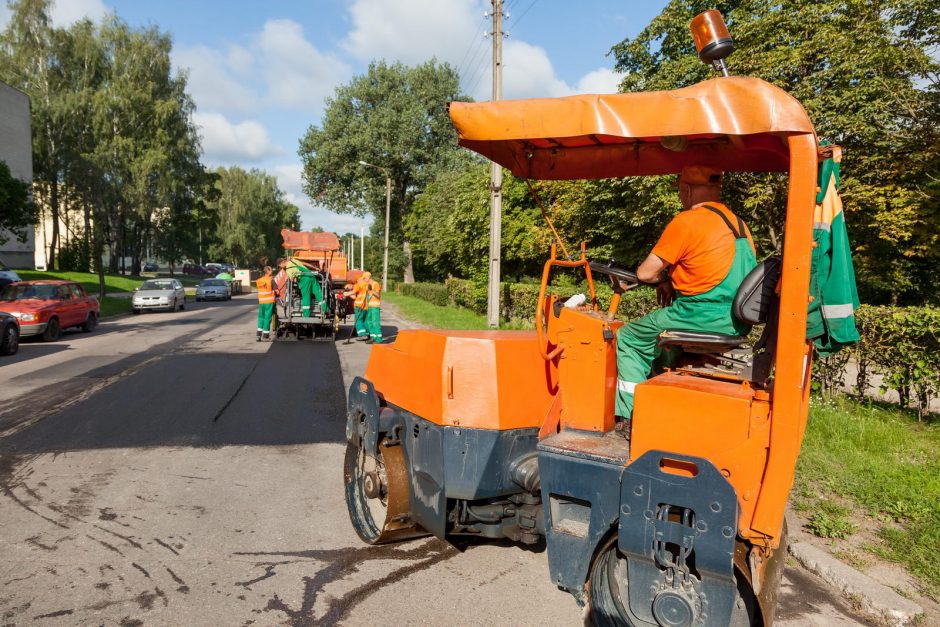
left=358, top=160, right=392, bottom=291
left=360, top=224, right=365, bottom=271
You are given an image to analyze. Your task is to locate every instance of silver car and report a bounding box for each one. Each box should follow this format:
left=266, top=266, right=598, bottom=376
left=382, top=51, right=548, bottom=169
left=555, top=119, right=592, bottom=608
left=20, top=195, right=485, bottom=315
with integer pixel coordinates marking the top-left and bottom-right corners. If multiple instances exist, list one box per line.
left=195, top=278, right=231, bottom=302
left=132, top=279, right=186, bottom=314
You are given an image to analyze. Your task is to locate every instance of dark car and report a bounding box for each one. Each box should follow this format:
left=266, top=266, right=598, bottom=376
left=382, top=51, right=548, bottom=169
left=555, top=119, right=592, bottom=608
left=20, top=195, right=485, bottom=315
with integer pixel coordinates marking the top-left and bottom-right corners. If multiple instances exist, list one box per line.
left=143, top=261, right=159, bottom=272
left=0, top=280, right=100, bottom=341
left=0, top=311, right=19, bottom=355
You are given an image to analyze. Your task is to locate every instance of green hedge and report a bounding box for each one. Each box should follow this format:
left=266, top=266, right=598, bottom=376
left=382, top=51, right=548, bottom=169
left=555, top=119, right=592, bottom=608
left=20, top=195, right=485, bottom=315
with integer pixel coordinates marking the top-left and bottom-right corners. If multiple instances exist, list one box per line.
left=816, top=305, right=940, bottom=418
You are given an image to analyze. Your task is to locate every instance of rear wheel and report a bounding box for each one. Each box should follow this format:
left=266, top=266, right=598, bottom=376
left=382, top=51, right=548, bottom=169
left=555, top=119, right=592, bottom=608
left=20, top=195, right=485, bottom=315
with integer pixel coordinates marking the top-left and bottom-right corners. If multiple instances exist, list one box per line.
left=81, top=312, right=97, bottom=333
left=0, top=322, right=18, bottom=355
left=587, top=535, right=757, bottom=626
left=42, top=317, right=61, bottom=341
left=343, top=437, right=425, bottom=545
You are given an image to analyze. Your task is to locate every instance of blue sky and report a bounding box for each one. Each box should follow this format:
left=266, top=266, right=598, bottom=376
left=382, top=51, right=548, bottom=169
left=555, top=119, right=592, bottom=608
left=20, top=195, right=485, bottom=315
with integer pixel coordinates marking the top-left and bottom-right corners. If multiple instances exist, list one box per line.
left=1, top=0, right=668, bottom=233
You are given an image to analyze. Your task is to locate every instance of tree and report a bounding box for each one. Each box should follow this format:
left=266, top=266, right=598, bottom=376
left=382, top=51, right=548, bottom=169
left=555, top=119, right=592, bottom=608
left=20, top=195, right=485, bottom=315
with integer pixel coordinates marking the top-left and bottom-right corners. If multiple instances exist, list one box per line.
left=207, top=167, right=300, bottom=267
left=610, top=0, right=940, bottom=304
left=0, top=160, right=36, bottom=242
left=298, top=60, right=465, bottom=283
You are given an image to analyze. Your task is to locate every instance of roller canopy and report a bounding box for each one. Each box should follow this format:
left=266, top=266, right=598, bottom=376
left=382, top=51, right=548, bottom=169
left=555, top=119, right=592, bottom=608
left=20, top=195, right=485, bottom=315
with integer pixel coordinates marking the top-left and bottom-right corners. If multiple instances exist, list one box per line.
left=448, top=77, right=816, bottom=180
left=281, top=229, right=340, bottom=251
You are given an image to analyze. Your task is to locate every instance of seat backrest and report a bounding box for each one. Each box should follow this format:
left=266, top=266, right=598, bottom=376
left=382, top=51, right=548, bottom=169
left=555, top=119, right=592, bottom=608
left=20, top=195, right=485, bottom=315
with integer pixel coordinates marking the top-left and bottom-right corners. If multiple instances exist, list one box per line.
left=732, top=256, right=782, bottom=326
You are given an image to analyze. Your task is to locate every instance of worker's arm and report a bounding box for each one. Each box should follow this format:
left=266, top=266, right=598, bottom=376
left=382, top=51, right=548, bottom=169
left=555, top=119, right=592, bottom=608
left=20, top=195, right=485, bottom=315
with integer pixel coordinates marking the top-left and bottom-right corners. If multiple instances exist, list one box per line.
left=637, top=253, right=675, bottom=307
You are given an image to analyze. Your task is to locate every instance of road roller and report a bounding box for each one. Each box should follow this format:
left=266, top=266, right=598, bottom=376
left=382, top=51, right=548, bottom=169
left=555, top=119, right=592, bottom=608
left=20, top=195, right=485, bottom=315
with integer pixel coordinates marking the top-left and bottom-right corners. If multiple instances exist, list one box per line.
left=345, top=11, right=824, bottom=625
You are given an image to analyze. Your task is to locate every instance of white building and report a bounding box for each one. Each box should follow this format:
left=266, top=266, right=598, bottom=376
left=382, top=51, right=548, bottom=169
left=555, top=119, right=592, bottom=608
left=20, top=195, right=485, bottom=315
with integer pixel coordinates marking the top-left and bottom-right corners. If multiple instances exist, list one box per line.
left=0, top=80, right=34, bottom=269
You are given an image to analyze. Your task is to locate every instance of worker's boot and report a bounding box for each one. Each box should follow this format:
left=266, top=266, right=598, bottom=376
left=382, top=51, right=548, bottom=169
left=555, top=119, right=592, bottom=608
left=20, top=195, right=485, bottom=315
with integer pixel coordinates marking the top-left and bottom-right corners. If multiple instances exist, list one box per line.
left=364, top=337, right=374, bottom=344
left=256, top=331, right=262, bottom=342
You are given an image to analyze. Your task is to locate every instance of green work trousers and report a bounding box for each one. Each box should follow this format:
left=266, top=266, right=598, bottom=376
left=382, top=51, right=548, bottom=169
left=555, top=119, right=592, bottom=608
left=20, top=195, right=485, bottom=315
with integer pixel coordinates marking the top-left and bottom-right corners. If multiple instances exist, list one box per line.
left=366, top=307, right=382, bottom=342
left=257, top=303, right=274, bottom=337
left=615, top=237, right=756, bottom=417
left=298, top=273, right=323, bottom=317
left=354, top=306, right=367, bottom=337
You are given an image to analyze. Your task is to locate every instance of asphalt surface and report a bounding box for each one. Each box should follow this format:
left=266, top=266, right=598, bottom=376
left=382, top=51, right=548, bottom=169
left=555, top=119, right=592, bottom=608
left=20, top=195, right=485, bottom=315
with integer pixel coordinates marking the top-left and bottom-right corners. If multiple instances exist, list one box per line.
left=0, top=295, right=877, bottom=625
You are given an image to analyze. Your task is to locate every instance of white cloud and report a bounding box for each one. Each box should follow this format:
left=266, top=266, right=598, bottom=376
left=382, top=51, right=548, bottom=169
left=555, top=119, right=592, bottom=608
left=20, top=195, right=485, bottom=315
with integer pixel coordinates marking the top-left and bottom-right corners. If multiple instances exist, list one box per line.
left=192, top=112, right=282, bottom=163
left=271, top=163, right=371, bottom=234
left=50, top=0, right=108, bottom=27
left=343, top=0, right=482, bottom=66
left=256, top=19, right=352, bottom=113
left=173, top=45, right=261, bottom=114
left=576, top=68, right=624, bottom=94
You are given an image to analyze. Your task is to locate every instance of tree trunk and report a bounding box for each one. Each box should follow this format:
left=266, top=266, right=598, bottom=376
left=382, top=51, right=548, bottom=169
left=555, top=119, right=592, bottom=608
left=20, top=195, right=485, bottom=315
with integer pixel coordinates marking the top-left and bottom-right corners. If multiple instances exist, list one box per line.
left=83, top=201, right=92, bottom=272
left=403, top=239, right=415, bottom=283
left=49, top=177, right=59, bottom=270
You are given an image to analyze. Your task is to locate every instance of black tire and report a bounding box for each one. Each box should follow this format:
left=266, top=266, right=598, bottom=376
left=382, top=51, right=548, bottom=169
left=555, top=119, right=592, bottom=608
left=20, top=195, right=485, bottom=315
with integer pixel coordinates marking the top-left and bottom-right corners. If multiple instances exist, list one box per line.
left=132, top=308, right=141, bottom=315
left=0, top=321, right=19, bottom=355
left=179, top=299, right=185, bottom=311
left=42, top=317, right=61, bottom=342
left=81, top=312, right=97, bottom=333
left=586, top=534, right=757, bottom=627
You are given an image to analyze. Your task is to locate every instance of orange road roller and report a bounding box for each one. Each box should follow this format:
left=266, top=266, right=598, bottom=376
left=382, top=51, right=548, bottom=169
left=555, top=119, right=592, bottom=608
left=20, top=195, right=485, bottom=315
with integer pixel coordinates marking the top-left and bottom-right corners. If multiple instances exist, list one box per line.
left=345, top=11, right=823, bottom=626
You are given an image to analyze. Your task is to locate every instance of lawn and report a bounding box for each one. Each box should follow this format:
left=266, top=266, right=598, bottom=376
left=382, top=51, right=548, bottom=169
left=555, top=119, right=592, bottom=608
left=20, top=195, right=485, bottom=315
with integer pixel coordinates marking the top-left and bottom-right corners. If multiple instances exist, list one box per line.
left=794, top=396, right=940, bottom=597
left=383, top=292, right=527, bottom=330
left=16, top=270, right=203, bottom=294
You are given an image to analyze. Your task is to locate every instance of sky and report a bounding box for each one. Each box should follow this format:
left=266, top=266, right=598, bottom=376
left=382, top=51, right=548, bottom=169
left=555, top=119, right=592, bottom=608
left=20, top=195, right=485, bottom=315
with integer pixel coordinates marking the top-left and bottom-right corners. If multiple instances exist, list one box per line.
left=1, top=0, right=668, bottom=233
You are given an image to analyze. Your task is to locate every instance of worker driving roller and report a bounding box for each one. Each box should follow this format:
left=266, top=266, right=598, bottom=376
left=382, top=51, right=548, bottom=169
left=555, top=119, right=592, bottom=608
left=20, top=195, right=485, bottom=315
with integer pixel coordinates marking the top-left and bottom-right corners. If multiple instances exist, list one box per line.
left=615, top=164, right=757, bottom=418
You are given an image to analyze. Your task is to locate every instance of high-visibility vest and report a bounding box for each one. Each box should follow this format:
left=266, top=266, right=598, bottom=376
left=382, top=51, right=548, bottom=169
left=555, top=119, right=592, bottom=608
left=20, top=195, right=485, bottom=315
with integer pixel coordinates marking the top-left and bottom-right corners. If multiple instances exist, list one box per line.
left=352, top=278, right=368, bottom=308
left=256, top=276, right=275, bottom=304
left=366, top=280, right=381, bottom=308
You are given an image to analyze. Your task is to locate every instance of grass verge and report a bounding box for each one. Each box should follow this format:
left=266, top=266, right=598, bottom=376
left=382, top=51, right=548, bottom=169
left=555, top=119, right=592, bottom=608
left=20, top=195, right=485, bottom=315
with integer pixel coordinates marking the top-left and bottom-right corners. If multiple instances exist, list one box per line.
left=16, top=270, right=203, bottom=293
left=98, top=296, right=132, bottom=318
left=383, top=292, right=528, bottom=330
left=795, top=396, right=940, bottom=597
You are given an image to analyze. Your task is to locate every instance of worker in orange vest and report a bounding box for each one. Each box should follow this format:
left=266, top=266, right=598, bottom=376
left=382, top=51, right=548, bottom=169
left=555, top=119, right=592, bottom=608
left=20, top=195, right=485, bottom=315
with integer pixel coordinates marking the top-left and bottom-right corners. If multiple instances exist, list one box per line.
left=350, top=273, right=370, bottom=340
left=256, top=265, right=275, bottom=341
left=365, top=276, right=382, bottom=344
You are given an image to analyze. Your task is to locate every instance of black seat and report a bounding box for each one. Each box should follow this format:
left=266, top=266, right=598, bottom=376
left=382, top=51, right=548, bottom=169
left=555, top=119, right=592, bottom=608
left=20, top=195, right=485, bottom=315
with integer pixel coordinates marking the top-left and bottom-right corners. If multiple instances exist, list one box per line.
left=657, top=256, right=782, bottom=355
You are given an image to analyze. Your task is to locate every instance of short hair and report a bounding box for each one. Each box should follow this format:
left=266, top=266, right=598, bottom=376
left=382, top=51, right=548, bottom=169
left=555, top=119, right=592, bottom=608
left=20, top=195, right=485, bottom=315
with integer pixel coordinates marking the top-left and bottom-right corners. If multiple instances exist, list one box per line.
left=263, top=265, right=272, bottom=273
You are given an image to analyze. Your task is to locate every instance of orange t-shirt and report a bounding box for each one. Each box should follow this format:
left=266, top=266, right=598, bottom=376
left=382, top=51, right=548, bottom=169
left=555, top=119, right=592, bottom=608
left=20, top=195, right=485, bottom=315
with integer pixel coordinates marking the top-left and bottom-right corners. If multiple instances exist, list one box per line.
left=651, top=202, right=755, bottom=296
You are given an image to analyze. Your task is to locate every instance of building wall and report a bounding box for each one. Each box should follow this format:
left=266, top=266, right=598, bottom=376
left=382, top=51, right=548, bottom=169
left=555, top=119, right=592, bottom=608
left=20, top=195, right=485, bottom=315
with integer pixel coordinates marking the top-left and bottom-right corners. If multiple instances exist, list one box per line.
left=0, top=80, right=34, bottom=269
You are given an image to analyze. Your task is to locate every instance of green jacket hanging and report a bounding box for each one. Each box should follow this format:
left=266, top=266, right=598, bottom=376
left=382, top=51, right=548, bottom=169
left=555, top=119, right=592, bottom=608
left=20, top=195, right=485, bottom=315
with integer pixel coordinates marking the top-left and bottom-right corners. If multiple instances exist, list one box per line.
left=806, top=144, right=860, bottom=356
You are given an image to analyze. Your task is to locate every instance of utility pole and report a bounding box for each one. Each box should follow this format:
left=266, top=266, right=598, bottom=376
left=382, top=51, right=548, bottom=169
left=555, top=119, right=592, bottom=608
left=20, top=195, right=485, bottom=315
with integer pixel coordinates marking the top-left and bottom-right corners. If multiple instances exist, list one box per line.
left=350, top=234, right=355, bottom=271
left=360, top=225, right=365, bottom=271
left=487, top=0, right=504, bottom=328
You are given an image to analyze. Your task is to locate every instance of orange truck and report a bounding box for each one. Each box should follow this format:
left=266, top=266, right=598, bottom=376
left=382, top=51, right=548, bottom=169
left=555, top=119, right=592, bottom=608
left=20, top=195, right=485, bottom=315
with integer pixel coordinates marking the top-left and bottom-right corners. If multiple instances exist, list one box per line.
left=345, top=12, right=825, bottom=625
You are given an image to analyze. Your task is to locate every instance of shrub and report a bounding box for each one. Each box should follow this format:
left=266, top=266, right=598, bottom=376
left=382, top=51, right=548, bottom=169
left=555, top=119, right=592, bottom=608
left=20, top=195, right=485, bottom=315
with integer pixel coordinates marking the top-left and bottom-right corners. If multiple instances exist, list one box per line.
left=399, top=282, right=449, bottom=307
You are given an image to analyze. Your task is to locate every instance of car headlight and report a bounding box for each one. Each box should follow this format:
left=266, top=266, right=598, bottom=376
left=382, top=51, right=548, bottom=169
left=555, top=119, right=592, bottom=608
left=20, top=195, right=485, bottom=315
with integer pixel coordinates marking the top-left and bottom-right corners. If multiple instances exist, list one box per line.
left=17, top=312, right=36, bottom=322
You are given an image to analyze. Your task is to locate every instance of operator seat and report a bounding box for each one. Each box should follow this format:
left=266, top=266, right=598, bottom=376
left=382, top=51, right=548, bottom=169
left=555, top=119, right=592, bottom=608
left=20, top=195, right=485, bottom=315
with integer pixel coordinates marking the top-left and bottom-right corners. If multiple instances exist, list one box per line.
left=656, top=256, right=782, bottom=363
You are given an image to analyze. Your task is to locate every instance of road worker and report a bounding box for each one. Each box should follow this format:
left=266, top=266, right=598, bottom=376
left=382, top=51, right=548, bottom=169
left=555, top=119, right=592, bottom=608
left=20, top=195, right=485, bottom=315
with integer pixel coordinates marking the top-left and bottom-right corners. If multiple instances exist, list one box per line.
left=365, top=275, right=383, bottom=344
left=294, top=259, right=324, bottom=317
left=615, top=165, right=757, bottom=418
left=256, top=265, right=275, bottom=341
left=351, top=272, right=370, bottom=340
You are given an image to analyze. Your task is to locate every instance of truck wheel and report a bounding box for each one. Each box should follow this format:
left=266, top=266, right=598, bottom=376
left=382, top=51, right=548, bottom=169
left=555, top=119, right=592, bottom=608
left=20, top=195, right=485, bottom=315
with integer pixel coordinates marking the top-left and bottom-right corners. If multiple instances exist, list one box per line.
left=343, top=438, right=425, bottom=545
left=586, top=535, right=757, bottom=627
left=42, top=317, right=61, bottom=341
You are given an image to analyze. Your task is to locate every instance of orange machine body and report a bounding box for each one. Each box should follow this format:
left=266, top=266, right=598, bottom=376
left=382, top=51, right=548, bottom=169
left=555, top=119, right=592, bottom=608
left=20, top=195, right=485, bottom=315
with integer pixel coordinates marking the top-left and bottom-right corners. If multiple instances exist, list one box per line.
left=366, top=76, right=818, bottom=549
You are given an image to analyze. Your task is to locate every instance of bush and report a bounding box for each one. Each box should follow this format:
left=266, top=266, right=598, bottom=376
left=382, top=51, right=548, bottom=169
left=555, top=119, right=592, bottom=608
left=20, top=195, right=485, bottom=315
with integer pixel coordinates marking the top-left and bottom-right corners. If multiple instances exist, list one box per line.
left=399, top=282, right=449, bottom=307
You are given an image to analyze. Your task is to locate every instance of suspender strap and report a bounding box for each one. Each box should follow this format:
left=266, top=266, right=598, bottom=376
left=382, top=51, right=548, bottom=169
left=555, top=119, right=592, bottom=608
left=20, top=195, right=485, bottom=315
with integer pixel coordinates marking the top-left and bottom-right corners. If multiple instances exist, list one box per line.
left=702, top=204, right=746, bottom=239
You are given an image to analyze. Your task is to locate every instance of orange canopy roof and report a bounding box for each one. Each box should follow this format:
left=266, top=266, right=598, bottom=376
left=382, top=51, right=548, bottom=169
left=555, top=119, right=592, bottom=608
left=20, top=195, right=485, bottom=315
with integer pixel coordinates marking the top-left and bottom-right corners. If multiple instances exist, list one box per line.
left=448, top=77, right=816, bottom=180
left=281, top=229, right=340, bottom=251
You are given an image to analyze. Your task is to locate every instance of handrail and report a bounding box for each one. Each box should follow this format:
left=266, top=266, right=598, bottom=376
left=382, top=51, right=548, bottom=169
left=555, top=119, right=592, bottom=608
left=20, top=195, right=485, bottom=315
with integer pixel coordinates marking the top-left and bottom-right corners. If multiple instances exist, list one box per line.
left=535, top=242, right=596, bottom=361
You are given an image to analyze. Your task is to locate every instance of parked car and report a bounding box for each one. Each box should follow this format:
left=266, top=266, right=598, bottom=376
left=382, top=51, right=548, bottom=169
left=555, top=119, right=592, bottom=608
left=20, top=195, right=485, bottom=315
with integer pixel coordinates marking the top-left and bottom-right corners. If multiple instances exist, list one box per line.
left=0, top=262, right=20, bottom=284
left=0, top=311, right=19, bottom=355
left=183, top=263, right=210, bottom=276
left=195, top=278, right=232, bottom=302
left=132, top=279, right=186, bottom=314
left=143, top=261, right=159, bottom=272
left=0, top=281, right=100, bottom=341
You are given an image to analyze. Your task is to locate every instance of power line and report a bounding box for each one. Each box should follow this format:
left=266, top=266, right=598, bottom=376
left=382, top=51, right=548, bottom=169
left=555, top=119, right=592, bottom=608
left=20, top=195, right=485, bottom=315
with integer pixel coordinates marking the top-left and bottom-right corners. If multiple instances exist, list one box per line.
left=455, top=14, right=488, bottom=80
left=511, top=0, right=538, bottom=29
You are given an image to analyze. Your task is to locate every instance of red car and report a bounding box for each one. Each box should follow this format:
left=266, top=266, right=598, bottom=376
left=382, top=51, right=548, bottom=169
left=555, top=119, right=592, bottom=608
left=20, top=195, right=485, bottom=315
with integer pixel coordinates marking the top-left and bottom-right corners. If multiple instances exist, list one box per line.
left=0, top=280, right=100, bottom=341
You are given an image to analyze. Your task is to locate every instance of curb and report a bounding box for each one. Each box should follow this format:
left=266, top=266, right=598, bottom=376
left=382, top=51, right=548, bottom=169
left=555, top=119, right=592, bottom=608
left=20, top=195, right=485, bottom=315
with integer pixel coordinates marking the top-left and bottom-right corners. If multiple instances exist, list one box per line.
left=788, top=539, right=923, bottom=626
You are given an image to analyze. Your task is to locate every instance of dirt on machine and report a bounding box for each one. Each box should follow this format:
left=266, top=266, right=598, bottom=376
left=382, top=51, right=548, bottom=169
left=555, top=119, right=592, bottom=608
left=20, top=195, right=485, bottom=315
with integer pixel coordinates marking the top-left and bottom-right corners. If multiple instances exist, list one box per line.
left=345, top=11, right=833, bottom=626
left=275, top=229, right=355, bottom=341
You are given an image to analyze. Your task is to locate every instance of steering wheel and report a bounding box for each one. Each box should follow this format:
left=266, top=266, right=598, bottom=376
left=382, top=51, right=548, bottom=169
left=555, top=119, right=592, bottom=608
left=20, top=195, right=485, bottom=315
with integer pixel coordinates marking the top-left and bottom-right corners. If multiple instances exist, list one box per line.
left=588, top=260, right=644, bottom=286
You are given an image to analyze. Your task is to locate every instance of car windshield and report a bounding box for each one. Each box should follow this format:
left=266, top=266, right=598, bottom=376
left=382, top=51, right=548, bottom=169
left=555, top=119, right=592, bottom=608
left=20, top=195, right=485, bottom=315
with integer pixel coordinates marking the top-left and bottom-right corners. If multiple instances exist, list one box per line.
left=1, top=283, right=59, bottom=300
left=141, top=280, right=174, bottom=290
left=201, top=279, right=227, bottom=286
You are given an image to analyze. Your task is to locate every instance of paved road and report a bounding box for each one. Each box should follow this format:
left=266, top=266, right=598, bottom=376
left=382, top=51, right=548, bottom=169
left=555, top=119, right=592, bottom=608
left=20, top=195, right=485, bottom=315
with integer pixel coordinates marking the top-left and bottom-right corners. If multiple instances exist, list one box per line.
left=0, top=296, right=875, bottom=625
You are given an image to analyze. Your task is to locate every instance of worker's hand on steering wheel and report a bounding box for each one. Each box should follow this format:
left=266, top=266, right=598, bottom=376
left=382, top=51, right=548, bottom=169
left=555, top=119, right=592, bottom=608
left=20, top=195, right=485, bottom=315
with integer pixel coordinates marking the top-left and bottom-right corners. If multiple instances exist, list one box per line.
left=656, top=281, right=675, bottom=307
